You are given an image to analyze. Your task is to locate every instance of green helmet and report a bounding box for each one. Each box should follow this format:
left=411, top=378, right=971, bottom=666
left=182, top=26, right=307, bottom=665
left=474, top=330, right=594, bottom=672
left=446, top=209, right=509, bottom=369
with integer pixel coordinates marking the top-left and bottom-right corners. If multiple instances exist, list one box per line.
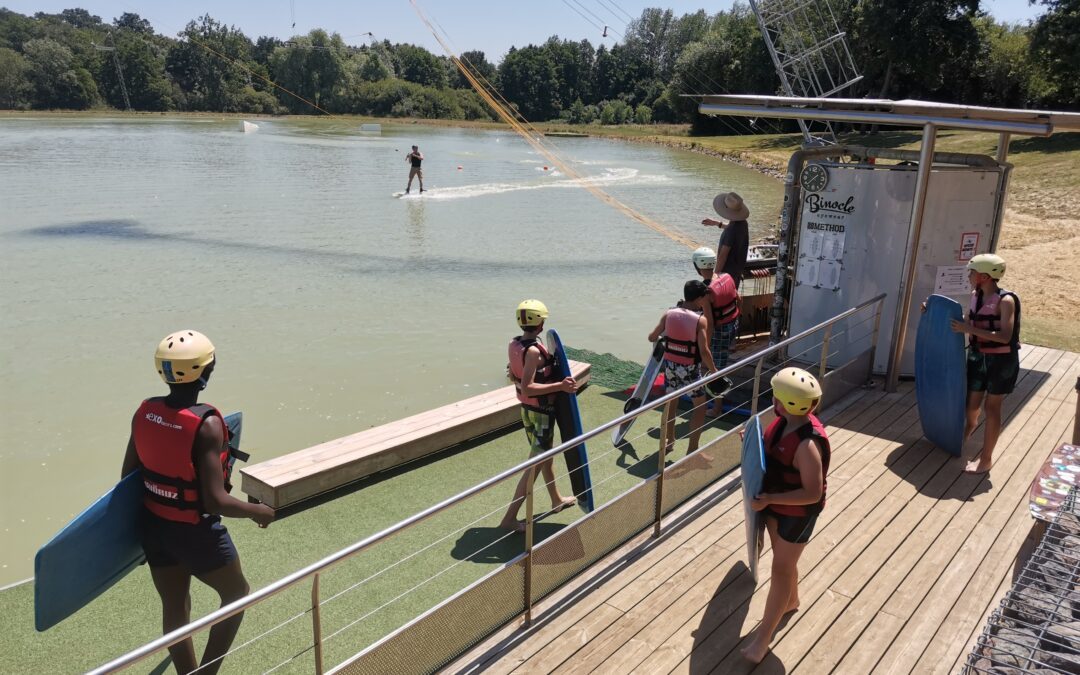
left=966, top=253, right=1005, bottom=280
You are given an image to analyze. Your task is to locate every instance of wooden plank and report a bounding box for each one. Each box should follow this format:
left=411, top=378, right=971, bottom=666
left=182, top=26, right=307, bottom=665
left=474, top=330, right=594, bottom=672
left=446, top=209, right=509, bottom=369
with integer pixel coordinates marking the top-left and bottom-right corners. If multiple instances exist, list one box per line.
left=241, top=362, right=589, bottom=507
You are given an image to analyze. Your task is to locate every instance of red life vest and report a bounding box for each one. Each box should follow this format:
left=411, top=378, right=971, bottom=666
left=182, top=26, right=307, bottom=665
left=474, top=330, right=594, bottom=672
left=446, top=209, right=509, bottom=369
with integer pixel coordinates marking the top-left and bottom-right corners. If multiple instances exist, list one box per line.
left=508, top=336, right=556, bottom=413
left=708, top=274, right=740, bottom=326
left=134, top=398, right=229, bottom=524
left=663, top=307, right=702, bottom=365
left=968, top=289, right=1021, bottom=355
left=761, top=414, right=831, bottom=516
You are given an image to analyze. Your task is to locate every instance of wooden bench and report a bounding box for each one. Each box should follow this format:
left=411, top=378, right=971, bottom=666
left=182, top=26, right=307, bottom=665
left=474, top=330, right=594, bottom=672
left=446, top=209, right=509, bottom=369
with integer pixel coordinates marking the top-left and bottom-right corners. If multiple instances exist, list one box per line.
left=240, top=360, right=591, bottom=509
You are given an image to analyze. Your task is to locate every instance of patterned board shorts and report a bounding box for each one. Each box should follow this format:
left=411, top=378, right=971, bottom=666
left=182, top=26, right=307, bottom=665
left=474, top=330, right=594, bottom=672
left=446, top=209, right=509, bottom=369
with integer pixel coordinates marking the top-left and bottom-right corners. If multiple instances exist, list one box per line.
left=711, top=317, right=739, bottom=370
left=662, top=359, right=706, bottom=399
left=521, top=408, right=555, bottom=457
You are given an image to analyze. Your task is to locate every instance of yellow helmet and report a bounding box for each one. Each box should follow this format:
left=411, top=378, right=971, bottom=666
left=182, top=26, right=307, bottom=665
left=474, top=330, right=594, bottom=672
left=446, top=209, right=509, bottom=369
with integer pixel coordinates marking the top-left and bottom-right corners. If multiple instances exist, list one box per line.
left=771, top=367, right=821, bottom=415
left=155, top=330, right=215, bottom=384
left=966, top=253, right=1005, bottom=280
left=516, top=299, right=549, bottom=328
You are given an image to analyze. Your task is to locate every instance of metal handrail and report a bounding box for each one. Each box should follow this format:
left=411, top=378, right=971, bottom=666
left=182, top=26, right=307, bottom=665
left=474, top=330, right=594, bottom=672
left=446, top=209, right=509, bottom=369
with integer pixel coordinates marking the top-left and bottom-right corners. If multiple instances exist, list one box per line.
left=91, top=292, right=886, bottom=674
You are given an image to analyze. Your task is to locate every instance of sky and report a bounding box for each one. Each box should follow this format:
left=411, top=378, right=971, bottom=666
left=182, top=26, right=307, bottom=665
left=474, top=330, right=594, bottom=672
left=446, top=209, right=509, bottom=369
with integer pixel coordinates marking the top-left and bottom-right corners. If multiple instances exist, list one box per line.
left=6, top=0, right=1048, bottom=62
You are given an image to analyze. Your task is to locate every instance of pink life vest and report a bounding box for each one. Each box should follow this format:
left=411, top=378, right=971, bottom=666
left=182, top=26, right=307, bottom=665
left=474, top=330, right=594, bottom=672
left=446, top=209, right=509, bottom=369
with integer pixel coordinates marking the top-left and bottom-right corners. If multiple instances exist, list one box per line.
left=708, top=274, right=740, bottom=326
left=508, top=336, right=556, bottom=412
left=968, top=289, right=1021, bottom=355
left=663, top=307, right=702, bottom=366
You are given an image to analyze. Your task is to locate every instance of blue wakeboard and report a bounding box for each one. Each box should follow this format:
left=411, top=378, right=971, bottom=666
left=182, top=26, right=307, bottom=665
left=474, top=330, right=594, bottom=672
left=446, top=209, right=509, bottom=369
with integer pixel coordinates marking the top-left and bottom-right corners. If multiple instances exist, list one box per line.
left=612, top=340, right=665, bottom=447
left=915, top=295, right=966, bottom=457
left=741, top=413, right=767, bottom=583
left=547, top=329, right=595, bottom=513
left=34, top=412, right=244, bottom=631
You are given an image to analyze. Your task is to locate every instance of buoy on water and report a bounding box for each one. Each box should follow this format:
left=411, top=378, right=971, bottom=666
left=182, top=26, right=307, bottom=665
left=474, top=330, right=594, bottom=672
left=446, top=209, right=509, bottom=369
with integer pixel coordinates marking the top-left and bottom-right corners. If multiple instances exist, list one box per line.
left=543, top=166, right=549, bottom=171
left=457, top=165, right=463, bottom=170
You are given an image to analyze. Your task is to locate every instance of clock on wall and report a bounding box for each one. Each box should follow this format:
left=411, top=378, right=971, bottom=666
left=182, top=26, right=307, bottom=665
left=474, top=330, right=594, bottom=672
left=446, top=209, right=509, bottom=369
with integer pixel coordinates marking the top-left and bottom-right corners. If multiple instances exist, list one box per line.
left=801, top=163, right=829, bottom=192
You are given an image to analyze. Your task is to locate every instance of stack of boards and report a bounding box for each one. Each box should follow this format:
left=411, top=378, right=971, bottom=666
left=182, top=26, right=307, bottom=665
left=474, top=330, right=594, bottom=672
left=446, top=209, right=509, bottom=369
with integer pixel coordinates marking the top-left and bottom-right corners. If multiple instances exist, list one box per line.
left=34, top=413, right=244, bottom=631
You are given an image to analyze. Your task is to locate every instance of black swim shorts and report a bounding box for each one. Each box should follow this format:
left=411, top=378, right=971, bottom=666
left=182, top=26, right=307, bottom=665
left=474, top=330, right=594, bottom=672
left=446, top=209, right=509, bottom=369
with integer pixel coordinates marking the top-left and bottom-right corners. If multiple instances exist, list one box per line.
left=141, top=511, right=239, bottom=574
left=966, top=350, right=1019, bottom=396
left=764, top=508, right=818, bottom=544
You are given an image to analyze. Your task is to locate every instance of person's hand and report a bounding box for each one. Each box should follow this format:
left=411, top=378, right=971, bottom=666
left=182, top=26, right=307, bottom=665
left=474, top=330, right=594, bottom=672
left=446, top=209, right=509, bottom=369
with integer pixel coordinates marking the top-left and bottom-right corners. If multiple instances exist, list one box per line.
left=950, top=319, right=968, bottom=334
left=561, top=377, right=577, bottom=394
left=251, top=504, right=275, bottom=529
left=920, top=299, right=928, bottom=313
left=750, top=494, right=769, bottom=511
left=701, top=218, right=722, bottom=227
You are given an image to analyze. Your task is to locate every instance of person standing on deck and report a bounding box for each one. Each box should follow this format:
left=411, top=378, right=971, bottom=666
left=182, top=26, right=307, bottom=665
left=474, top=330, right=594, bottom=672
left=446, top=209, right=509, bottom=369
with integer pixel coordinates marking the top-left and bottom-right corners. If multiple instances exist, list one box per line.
left=702, top=191, right=751, bottom=289
left=693, top=246, right=738, bottom=416
left=950, top=253, right=1021, bottom=475
left=742, top=368, right=830, bottom=665
left=120, top=331, right=274, bottom=675
left=648, top=280, right=718, bottom=456
left=501, top=300, right=578, bottom=532
left=405, top=145, right=424, bottom=194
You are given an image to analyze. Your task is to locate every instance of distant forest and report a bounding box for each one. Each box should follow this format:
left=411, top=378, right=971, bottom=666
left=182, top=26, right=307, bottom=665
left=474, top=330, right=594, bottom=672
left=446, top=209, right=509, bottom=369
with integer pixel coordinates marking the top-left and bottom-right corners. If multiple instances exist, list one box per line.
left=0, top=2, right=1077, bottom=133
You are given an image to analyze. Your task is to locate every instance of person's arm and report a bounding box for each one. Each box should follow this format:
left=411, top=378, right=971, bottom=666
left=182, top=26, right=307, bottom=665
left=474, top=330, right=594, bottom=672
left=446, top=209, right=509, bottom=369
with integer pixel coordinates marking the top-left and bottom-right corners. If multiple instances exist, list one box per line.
left=702, top=217, right=723, bottom=227
left=697, top=314, right=717, bottom=373
left=121, top=413, right=140, bottom=478
left=520, top=346, right=575, bottom=397
left=195, top=415, right=274, bottom=526
left=950, top=295, right=1016, bottom=343
left=753, top=438, right=824, bottom=509
left=418, top=152, right=424, bottom=160
left=713, top=244, right=732, bottom=277
left=647, top=314, right=667, bottom=343
left=701, top=291, right=715, bottom=339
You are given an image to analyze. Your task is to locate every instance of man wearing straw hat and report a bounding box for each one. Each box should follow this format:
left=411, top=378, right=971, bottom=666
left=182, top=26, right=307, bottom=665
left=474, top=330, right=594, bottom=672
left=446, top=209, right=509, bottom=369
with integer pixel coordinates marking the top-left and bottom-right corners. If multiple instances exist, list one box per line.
left=702, top=191, right=751, bottom=289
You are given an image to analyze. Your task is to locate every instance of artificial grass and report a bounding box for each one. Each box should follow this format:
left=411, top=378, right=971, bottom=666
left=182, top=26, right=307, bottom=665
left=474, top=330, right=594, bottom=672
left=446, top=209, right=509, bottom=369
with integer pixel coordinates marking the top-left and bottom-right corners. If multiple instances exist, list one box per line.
left=0, top=379, right=742, bottom=674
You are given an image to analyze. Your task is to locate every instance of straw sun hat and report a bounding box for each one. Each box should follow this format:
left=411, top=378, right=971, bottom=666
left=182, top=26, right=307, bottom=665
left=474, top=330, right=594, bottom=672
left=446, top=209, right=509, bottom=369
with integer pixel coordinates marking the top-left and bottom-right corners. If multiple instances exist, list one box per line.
left=712, top=192, right=750, bottom=221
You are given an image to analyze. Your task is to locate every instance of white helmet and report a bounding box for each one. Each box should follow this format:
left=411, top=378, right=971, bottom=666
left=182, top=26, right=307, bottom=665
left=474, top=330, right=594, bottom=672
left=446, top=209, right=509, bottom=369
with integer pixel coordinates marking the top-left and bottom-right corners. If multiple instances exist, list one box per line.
left=692, top=246, right=717, bottom=271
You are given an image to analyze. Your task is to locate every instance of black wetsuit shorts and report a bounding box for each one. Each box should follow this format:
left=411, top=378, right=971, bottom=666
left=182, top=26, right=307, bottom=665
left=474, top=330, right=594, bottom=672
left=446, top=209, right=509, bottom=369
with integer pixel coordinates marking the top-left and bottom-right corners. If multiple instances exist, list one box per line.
left=764, top=507, right=818, bottom=544
left=966, top=350, right=1019, bottom=396
left=141, top=511, right=239, bottom=574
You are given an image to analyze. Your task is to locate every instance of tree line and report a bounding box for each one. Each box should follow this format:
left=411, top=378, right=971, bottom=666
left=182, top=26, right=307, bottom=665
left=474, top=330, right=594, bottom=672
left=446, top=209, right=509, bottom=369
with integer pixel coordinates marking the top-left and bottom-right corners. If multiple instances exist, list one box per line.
left=0, top=2, right=1076, bottom=132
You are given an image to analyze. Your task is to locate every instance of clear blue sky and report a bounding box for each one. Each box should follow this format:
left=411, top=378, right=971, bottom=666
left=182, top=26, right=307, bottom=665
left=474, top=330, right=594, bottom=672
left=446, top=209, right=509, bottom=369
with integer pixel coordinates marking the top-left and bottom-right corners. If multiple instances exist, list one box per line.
left=6, top=0, right=1047, bottom=62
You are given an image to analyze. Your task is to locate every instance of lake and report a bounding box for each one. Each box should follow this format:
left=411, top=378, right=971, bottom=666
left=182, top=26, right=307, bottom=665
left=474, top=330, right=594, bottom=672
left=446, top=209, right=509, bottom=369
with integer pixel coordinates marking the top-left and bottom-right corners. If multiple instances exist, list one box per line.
left=0, top=115, right=782, bottom=585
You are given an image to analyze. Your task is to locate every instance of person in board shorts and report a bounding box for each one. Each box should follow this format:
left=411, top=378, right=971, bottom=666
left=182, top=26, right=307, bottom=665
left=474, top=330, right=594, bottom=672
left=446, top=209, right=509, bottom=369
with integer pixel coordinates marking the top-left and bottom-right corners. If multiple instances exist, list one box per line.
left=742, top=368, right=830, bottom=664
left=950, top=253, right=1021, bottom=474
left=120, top=331, right=274, bottom=675
left=701, top=191, right=751, bottom=289
left=405, top=144, right=424, bottom=194
left=692, top=246, right=739, bottom=416
left=648, top=280, right=718, bottom=456
left=500, top=300, right=578, bottom=531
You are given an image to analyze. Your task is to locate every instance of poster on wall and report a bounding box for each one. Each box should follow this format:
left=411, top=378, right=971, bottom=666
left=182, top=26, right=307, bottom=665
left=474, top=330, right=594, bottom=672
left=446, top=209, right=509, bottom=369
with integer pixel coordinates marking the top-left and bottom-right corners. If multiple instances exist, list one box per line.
left=797, top=193, right=853, bottom=291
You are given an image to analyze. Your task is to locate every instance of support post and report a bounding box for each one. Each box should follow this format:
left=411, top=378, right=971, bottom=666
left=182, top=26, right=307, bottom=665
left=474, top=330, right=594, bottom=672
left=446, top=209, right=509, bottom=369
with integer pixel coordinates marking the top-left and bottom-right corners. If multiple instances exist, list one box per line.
left=751, top=357, right=765, bottom=416
left=886, top=123, right=937, bottom=392
left=654, top=404, right=671, bottom=538
left=867, top=300, right=884, bottom=384
left=523, top=466, right=536, bottom=626
left=996, top=132, right=1011, bottom=163
left=819, top=325, right=832, bottom=381
left=311, top=574, right=323, bottom=675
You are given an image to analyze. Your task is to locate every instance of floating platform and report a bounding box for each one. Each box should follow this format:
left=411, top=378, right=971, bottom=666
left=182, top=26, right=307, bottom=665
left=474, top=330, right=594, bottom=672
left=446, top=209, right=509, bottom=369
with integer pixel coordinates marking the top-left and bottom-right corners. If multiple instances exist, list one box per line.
left=543, top=131, right=589, bottom=138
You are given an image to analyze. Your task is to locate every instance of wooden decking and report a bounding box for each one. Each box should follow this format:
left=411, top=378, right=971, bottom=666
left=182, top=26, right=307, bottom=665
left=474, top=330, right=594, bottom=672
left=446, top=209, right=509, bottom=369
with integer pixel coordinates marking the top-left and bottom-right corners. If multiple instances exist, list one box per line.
left=450, top=344, right=1080, bottom=674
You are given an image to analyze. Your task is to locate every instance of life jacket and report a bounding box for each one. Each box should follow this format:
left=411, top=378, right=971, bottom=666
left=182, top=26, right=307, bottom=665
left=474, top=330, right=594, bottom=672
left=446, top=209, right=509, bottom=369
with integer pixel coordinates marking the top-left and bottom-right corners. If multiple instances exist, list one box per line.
left=508, top=336, right=556, bottom=413
left=708, top=273, right=740, bottom=326
left=663, top=307, right=702, bottom=365
left=410, top=153, right=422, bottom=168
left=968, top=288, right=1021, bottom=355
left=134, top=398, right=229, bottom=524
left=761, top=414, right=831, bottom=516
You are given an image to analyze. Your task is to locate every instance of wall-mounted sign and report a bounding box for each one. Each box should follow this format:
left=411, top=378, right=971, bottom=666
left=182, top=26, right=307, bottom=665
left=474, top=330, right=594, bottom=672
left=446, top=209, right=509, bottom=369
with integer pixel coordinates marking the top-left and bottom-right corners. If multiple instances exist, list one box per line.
left=959, top=232, right=980, bottom=262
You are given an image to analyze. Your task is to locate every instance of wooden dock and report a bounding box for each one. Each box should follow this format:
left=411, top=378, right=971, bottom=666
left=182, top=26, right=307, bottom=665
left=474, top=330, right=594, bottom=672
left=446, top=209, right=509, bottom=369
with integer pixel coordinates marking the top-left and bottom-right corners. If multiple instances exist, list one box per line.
left=450, top=344, right=1079, bottom=674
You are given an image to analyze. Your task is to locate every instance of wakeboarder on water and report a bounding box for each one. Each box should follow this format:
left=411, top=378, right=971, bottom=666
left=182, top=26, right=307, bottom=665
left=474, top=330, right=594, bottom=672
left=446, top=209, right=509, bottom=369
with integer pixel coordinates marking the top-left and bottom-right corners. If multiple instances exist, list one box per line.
left=405, top=145, right=425, bottom=194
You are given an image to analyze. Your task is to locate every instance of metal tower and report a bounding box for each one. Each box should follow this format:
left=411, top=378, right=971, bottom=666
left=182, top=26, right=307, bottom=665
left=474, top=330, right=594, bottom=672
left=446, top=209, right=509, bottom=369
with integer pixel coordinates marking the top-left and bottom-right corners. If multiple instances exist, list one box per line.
left=748, top=0, right=862, bottom=144
left=94, top=31, right=132, bottom=112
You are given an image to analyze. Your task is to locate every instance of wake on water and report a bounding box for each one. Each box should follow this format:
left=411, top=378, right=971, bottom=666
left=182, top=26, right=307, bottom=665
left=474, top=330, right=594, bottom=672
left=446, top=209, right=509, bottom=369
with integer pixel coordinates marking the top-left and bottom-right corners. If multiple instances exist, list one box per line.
left=392, top=167, right=668, bottom=201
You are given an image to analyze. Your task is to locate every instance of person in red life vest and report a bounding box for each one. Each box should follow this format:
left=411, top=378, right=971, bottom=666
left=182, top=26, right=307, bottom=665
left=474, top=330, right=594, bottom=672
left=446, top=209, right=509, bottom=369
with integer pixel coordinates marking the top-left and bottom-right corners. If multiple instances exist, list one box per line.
left=500, top=300, right=578, bottom=532
left=692, top=246, right=739, bottom=416
left=949, top=253, right=1021, bottom=474
left=648, top=280, right=719, bottom=456
left=741, top=368, right=830, bottom=665
left=120, top=330, right=274, bottom=675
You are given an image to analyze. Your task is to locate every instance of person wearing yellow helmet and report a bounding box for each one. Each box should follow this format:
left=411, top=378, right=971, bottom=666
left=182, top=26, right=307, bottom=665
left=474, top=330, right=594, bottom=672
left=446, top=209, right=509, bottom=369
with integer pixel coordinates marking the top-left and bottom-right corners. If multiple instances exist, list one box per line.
left=120, top=331, right=274, bottom=675
left=501, top=301, right=578, bottom=531
left=648, top=280, right=719, bottom=456
left=949, top=253, right=1021, bottom=475
left=692, top=246, right=739, bottom=415
left=741, top=367, right=831, bottom=664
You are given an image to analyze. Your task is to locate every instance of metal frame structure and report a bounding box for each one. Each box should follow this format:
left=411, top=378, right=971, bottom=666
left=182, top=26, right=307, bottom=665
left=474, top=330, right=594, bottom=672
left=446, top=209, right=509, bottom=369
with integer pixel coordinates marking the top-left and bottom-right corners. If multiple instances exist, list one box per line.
left=93, top=31, right=132, bottom=112
left=696, top=94, right=1080, bottom=391
left=747, top=0, right=862, bottom=144
left=89, top=294, right=887, bottom=674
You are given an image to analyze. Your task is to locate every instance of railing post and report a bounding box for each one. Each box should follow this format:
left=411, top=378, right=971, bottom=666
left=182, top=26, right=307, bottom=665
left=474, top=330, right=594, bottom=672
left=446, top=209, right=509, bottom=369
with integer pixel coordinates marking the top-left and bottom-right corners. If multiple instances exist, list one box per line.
left=523, top=466, right=536, bottom=626
left=654, top=403, right=671, bottom=538
left=311, top=573, right=324, bottom=675
left=819, top=324, right=832, bottom=382
left=751, top=357, right=765, bottom=416
left=867, top=300, right=885, bottom=383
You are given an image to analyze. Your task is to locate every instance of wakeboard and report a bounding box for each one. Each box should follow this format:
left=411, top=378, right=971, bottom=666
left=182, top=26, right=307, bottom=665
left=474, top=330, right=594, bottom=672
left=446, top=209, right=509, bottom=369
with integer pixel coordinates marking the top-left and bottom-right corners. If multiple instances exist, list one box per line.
left=915, top=295, right=967, bottom=457
left=612, top=340, right=665, bottom=446
left=741, top=412, right=767, bottom=583
left=547, top=328, right=595, bottom=513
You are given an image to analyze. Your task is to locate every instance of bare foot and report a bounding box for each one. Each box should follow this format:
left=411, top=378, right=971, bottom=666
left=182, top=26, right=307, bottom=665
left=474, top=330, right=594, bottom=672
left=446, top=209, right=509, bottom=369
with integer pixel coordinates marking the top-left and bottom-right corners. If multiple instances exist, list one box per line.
left=551, top=497, right=577, bottom=513
left=785, top=599, right=800, bottom=615
left=499, top=519, right=526, bottom=533
left=964, top=458, right=992, bottom=475
left=740, top=637, right=770, bottom=665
